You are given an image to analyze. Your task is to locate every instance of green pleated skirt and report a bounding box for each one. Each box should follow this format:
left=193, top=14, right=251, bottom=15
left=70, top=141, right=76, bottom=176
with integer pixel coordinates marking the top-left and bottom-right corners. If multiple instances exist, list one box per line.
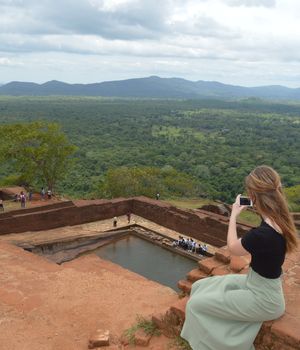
left=181, top=268, right=285, bottom=350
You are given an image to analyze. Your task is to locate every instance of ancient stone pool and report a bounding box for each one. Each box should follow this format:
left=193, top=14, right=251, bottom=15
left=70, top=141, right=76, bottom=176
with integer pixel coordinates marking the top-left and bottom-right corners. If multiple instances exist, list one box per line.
left=84, top=235, right=197, bottom=291
left=27, top=227, right=199, bottom=292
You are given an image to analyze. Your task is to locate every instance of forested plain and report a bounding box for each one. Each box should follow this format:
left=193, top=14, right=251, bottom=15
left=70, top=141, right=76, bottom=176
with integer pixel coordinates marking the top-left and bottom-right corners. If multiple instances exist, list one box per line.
left=0, top=96, right=299, bottom=207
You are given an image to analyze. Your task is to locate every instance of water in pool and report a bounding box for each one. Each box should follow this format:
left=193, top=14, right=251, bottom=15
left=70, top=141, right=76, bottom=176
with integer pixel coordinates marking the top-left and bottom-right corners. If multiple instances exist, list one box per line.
left=91, top=235, right=197, bottom=291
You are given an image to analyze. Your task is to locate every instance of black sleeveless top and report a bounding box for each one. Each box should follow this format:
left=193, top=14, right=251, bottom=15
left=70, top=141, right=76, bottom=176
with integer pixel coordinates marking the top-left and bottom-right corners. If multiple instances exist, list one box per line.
left=241, top=220, right=286, bottom=279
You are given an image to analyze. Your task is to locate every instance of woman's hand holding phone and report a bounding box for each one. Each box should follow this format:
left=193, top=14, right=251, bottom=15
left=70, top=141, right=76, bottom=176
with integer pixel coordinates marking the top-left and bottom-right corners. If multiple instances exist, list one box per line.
left=231, top=194, right=248, bottom=218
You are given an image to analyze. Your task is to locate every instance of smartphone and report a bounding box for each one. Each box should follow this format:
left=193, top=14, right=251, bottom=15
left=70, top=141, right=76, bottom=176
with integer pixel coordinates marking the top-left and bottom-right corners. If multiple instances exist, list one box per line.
left=240, top=196, right=253, bottom=206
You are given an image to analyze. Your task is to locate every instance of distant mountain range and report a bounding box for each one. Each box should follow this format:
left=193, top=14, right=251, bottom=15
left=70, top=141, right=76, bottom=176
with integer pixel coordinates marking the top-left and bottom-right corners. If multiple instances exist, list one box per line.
left=0, top=76, right=300, bottom=100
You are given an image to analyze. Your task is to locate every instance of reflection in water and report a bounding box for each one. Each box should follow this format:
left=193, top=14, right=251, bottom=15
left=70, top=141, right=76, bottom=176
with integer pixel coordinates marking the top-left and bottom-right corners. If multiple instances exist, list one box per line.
left=92, top=235, right=197, bottom=291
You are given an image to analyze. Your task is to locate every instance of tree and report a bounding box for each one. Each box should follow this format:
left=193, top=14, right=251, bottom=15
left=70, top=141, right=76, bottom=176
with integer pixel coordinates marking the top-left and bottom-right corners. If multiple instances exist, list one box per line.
left=284, top=185, right=300, bottom=211
left=98, top=166, right=202, bottom=199
left=0, top=121, right=77, bottom=191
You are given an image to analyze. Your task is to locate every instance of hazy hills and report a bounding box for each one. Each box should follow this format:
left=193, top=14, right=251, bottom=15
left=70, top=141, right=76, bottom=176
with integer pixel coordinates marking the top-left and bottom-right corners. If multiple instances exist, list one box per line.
left=0, top=76, right=300, bottom=100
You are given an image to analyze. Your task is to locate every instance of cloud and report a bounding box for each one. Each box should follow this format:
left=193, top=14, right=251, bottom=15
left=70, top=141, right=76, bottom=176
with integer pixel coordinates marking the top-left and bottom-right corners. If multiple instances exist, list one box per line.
left=0, top=0, right=172, bottom=39
left=171, top=15, right=240, bottom=39
left=0, top=57, right=12, bottom=65
left=0, top=0, right=300, bottom=87
left=0, top=56, right=23, bottom=66
left=226, top=0, right=276, bottom=7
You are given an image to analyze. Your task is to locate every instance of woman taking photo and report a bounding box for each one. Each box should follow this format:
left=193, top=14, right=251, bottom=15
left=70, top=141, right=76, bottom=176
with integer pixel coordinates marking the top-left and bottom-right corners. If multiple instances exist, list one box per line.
left=181, top=165, right=298, bottom=350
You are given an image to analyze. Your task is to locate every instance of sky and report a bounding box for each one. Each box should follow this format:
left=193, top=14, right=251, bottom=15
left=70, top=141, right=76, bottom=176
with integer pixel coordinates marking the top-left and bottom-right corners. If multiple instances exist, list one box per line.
left=0, top=0, right=300, bottom=87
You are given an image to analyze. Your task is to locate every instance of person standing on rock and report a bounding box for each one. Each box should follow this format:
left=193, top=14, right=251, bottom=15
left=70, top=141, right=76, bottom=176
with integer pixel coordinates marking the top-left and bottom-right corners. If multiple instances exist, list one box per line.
left=181, top=165, right=298, bottom=350
left=113, top=216, right=117, bottom=228
left=126, top=212, right=131, bottom=224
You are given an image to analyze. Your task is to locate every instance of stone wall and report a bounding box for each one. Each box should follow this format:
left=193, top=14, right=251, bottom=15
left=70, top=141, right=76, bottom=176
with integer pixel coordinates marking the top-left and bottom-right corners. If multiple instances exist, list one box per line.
left=0, top=198, right=132, bottom=234
left=0, top=196, right=252, bottom=247
left=132, top=197, right=251, bottom=247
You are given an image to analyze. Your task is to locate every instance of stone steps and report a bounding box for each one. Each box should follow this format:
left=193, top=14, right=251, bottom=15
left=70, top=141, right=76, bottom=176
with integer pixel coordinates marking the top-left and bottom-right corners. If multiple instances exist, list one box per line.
left=186, top=268, right=207, bottom=283
left=177, top=246, right=251, bottom=295
left=177, top=280, right=193, bottom=294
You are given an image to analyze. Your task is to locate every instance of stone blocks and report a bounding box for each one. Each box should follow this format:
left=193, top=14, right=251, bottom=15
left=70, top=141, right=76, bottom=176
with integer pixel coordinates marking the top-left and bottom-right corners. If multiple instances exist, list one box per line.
left=88, top=329, right=110, bottom=349
left=198, top=257, right=224, bottom=274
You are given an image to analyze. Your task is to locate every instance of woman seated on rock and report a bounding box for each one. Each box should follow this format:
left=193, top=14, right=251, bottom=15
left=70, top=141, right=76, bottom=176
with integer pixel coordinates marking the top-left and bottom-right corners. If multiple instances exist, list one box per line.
left=181, top=165, right=298, bottom=350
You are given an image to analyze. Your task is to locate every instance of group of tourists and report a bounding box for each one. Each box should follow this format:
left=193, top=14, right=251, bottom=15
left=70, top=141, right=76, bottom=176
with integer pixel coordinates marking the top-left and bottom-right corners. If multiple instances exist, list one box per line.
left=13, top=190, right=28, bottom=208
left=173, top=236, right=208, bottom=255
left=5, top=187, right=54, bottom=210
left=40, top=187, right=52, bottom=200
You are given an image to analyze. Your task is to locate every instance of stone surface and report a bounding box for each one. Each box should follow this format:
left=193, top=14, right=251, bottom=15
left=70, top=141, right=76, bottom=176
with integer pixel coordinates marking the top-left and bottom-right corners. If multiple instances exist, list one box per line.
left=215, top=247, right=231, bottom=263
left=200, top=203, right=231, bottom=217
left=186, top=268, right=207, bottom=282
left=152, top=306, right=183, bottom=339
left=134, top=328, right=152, bottom=346
left=177, top=280, right=192, bottom=294
left=211, top=265, right=230, bottom=276
left=198, top=257, right=224, bottom=274
left=271, top=314, right=300, bottom=348
left=152, top=312, right=166, bottom=330
left=88, top=329, right=110, bottom=348
left=170, top=296, right=188, bottom=321
left=283, top=258, right=295, bottom=273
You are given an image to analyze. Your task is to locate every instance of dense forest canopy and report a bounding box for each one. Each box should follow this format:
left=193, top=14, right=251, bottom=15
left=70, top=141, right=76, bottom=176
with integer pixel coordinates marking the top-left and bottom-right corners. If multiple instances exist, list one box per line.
left=0, top=96, right=299, bottom=206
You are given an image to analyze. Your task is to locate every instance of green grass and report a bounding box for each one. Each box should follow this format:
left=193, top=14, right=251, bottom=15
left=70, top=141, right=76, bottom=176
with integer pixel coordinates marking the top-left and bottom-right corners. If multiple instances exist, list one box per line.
left=238, top=210, right=261, bottom=226
left=165, top=198, right=261, bottom=226
left=123, top=315, right=161, bottom=345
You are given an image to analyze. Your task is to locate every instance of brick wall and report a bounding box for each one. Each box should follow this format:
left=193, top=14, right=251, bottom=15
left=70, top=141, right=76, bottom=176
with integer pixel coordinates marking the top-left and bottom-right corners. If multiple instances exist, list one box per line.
left=0, top=196, right=252, bottom=247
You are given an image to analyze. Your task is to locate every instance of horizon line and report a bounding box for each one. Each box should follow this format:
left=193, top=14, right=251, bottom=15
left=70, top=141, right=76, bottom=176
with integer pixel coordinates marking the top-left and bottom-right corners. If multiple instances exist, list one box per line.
left=1, top=76, right=299, bottom=90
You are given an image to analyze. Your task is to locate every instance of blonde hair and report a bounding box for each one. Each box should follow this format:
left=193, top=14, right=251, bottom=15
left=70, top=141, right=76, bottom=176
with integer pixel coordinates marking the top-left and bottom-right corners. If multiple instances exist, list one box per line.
left=245, top=165, right=298, bottom=253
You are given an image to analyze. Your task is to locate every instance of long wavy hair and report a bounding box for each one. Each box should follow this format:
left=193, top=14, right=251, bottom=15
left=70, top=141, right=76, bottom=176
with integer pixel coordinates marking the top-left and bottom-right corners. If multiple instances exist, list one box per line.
left=245, top=165, right=298, bottom=253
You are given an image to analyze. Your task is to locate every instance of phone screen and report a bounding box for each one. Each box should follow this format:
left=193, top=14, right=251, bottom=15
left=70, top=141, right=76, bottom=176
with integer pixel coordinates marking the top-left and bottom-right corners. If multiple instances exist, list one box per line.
left=240, top=197, right=252, bottom=206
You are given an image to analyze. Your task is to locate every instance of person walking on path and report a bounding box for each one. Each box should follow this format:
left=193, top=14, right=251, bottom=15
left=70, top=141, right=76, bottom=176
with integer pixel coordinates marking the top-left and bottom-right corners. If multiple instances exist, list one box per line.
left=41, top=187, right=45, bottom=200
left=181, top=165, right=298, bottom=350
left=113, top=216, right=118, bottom=228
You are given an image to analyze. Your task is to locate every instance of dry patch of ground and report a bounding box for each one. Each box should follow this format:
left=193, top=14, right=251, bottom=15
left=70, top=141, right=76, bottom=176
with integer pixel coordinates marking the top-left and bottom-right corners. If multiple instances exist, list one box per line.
left=0, top=241, right=178, bottom=350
